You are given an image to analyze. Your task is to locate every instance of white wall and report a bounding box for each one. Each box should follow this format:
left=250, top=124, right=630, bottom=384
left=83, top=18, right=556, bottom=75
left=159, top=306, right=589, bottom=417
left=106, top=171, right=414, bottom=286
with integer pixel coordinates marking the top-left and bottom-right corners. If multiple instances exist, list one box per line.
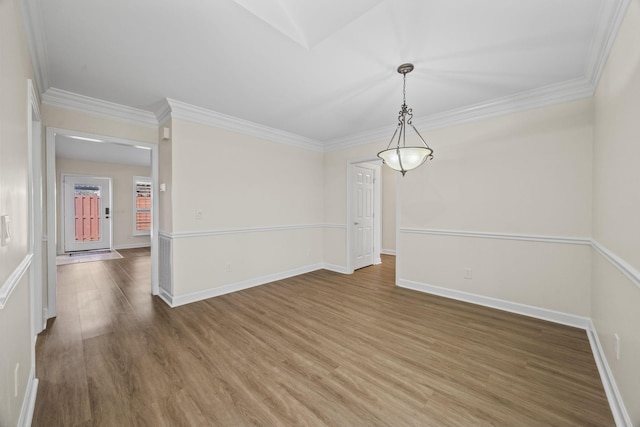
left=163, top=119, right=324, bottom=302
left=381, top=165, right=396, bottom=253
left=0, top=0, right=37, bottom=425
left=398, top=99, right=594, bottom=318
left=592, top=0, right=640, bottom=423
left=158, top=122, right=173, bottom=233
left=324, top=98, right=594, bottom=318
left=42, top=105, right=158, bottom=145
left=9, top=2, right=635, bottom=423
left=55, top=158, right=151, bottom=252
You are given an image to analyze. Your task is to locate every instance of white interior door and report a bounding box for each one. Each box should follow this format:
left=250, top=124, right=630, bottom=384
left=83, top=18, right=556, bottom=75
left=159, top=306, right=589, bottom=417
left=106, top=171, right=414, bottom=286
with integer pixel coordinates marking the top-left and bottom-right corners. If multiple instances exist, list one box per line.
left=352, top=164, right=375, bottom=270
left=64, top=175, right=111, bottom=252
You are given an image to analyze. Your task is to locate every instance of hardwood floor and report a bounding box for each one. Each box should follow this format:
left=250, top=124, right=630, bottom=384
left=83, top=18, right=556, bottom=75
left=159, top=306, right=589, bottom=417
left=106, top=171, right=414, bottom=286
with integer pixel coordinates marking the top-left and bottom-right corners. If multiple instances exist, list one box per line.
left=33, top=251, right=614, bottom=426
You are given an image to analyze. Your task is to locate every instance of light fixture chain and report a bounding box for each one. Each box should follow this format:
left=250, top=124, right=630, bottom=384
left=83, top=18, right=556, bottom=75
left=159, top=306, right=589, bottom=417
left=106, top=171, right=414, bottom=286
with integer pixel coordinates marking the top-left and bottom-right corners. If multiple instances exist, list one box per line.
left=403, top=73, right=407, bottom=106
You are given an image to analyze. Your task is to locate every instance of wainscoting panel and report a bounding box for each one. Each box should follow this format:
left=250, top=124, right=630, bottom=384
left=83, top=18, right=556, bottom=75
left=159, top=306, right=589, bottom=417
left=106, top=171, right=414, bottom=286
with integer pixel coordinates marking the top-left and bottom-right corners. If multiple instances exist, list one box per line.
left=587, top=320, right=632, bottom=427
left=398, top=230, right=592, bottom=317
left=158, top=233, right=173, bottom=301
left=169, top=226, right=323, bottom=302
left=590, top=249, right=638, bottom=427
left=397, top=227, right=637, bottom=425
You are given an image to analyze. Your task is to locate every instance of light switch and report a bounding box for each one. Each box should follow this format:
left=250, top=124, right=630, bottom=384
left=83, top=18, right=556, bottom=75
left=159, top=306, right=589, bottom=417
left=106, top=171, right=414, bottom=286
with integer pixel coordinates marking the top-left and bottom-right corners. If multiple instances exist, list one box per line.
left=1, top=215, right=11, bottom=247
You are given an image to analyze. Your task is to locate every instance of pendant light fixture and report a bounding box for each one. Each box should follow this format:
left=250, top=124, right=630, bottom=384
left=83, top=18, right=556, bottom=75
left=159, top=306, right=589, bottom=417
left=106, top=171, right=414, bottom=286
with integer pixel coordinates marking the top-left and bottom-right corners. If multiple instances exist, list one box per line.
left=377, top=63, right=434, bottom=176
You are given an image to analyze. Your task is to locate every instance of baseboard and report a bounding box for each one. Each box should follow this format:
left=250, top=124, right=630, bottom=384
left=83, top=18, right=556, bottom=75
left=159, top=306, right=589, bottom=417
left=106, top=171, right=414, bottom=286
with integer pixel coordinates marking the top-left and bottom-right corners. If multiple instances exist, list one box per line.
left=113, top=242, right=151, bottom=250
left=397, top=279, right=590, bottom=329
left=158, top=262, right=366, bottom=307
left=586, top=320, right=632, bottom=427
left=396, top=279, right=634, bottom=423
left=381, top=249, right=396, bottom=256
left=322, top=263, right=350, bottom=274
left=158, top=288, right=175, bottom=307
left=168, top=263, right=325, bottom=307
left=18, top=368, right=38, bottom=427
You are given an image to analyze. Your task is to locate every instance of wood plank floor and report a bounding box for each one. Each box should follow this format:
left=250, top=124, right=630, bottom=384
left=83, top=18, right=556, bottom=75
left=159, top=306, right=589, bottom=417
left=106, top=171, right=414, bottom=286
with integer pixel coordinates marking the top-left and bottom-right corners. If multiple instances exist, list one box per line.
left=33, top=250, right=614, bottom=426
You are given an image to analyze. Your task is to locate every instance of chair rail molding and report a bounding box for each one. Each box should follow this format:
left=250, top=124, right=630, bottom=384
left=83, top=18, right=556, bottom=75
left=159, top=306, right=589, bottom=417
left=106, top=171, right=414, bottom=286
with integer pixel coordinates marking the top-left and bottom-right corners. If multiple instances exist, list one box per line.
left=163, top=224, right=331, bottom=239
left=399, top=228, right=591, bottom=245
left=591, top=240, right=640, bottom=291
left=0, top=253, right=33, bottom=309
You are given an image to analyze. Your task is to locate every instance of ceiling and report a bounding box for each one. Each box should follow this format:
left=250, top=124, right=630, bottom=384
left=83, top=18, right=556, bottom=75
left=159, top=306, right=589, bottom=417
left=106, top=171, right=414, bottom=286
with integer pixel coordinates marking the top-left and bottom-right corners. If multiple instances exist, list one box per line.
left=56, top=135, right=151, bottom=167
left=23, top=0, right=627, bottom=146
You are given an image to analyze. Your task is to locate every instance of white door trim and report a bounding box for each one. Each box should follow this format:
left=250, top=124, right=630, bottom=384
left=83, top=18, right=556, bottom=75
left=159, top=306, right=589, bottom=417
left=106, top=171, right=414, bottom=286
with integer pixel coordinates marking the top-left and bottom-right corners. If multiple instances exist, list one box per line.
left=45, top=127, right=160, bottom=319
left=27, top=79, right=45, bottom=344
left=346, top=158, right=382, bottom=274
left=28, top=80, right=45, bottom=336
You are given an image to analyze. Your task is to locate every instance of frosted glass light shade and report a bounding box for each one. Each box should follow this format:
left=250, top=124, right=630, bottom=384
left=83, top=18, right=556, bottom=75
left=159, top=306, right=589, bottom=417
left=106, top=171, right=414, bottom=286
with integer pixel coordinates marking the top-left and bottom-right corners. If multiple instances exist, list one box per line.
left=377, top=146, right=433, bottom=175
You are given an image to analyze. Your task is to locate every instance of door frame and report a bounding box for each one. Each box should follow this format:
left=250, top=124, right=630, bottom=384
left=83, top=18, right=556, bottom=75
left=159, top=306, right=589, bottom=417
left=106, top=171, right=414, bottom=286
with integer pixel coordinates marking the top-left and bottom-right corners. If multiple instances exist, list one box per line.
left=61, top=174, right=113, bottom=253
left=45, top=127, right=160, bottom=319
left=28, top=79, right=45, bottom=339
left=346, top=158, right=381, bottom=274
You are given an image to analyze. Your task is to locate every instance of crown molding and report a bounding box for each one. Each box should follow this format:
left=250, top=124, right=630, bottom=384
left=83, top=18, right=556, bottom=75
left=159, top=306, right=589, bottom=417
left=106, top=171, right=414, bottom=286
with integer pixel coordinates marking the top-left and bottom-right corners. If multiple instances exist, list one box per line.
left=325, top=0, right=629, bottom=152
left=325, top=76, right=595, bottom=151
left=23, top=0, right=629, bottom=152
left=19, top=0, right=50, bottom=94
left=41, top=88, right=159, bottom=128
left=154, top=101, right=172, bottom=126
left=28, top=79, right=41, bottom=120
left=157, top=98, right=324, bottom=152
left=584, top=0, right=631, bottom=89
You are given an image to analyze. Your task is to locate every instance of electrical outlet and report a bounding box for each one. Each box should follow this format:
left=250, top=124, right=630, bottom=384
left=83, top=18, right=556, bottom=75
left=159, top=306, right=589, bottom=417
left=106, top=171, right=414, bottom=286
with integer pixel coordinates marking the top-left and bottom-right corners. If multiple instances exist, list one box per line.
left=464, top=268, right=472, bottom=279
left=614, top=333, right=621, bottom=360
left=195, top=209, right=203, bottom=220
left=226, top=262, right=232, bottom=272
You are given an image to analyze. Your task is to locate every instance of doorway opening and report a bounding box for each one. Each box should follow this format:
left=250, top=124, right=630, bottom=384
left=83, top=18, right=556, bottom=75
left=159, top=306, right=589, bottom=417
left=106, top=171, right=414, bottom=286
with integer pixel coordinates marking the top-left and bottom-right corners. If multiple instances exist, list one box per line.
left=45, top=128, right=159, bottom=320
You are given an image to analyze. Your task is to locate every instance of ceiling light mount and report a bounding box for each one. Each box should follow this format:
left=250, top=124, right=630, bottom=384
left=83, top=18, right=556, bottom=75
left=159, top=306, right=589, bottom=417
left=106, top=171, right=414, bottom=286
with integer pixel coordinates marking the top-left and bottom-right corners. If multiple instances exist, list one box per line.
left=397, top=63, right=414, bottom=74
left=377, top=63, right=433, bottom=176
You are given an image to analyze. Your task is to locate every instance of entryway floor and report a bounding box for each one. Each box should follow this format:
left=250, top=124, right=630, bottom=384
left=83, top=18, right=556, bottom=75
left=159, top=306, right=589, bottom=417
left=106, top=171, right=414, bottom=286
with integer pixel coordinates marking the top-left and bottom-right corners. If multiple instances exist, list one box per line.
left=56, top=249, right=123, bottom=266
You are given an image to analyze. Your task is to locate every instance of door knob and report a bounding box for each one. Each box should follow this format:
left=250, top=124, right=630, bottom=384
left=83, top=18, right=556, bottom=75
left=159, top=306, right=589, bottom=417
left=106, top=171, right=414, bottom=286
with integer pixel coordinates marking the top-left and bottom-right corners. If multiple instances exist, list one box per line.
left=354, top=221, right=360, bottom=225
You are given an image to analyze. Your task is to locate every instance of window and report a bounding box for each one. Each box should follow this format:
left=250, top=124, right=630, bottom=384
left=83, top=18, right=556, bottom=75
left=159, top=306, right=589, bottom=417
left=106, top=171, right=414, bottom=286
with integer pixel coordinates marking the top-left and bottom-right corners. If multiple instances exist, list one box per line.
left=133, top=177, right=151, bottom=235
